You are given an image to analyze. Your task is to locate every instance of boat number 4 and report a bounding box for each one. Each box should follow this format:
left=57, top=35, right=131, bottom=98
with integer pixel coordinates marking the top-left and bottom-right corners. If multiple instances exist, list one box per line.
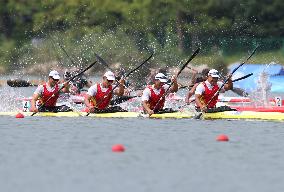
left=22, top=100, right=40, bottom=112
left=22, top=101, right=31, bottom=112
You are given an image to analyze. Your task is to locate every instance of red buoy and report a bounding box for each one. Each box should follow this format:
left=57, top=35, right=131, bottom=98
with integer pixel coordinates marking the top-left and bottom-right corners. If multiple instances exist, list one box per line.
left=216, top=134, right=229, bottom=142
left=112, top=144, right=125, bottom=152
left=15, top=113, right=25, bottom=118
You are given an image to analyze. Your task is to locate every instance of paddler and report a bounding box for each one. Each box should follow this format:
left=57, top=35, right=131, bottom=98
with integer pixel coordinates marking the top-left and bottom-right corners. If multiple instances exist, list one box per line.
left=84, top=71, right=126, bottom=113
left=30, top=70, right=71, bottom=112
left=195, top=69, right=233, bottom=112
left=142, top=73, right=178, bottom=115
left=185, top=68, right=209, bottom=104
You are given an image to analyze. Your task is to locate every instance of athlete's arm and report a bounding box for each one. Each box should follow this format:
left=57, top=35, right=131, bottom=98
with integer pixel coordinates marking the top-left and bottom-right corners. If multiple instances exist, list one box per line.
left=169, top=76, right=178, bottom=93
left=85, top=85, right=97, bottom=112
left=61, top=82, right=70, bottom=93
left=84, top=94, right=95, bottom=112
left=142, top=100, right=154, bottom=115
left=141, top=88, right=154, bottom=115
left=194, top=83, right=206, bottom=111
left=185, top=83, right=198, bottom=104
left=114, top=79, right=125, bottom=96
left=224, top=74, right=233, bottom=91
left=30, top=93, right=40, bottom=112
left=30, top=85, right=43, bottom=112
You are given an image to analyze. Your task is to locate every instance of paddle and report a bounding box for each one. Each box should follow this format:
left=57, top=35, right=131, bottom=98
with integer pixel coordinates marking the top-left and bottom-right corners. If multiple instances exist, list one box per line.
left=31, top=61, right=97, bottom=116
left=110, top=95, right=138, bottom=105
left=7, top=36, right=77, bottom=88
left=49, top=35, right=79, bottom=67
left=94, top=53, right=128, bottom=89
left=232, top=73, right=253, bottom=82
left=86, top=53, right=153, bottom=116
left=179, top=84, right=190, bottom=89
left=195, top=45, right=259, bottom=119
left=152, top=47, right=201, bottom=112
left=94, top=53, right=112, bottom=70
left=186, top=66, right=198, bottom=72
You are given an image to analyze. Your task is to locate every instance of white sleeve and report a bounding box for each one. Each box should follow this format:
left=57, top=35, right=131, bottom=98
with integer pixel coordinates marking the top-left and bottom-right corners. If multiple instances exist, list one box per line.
left=34, top=85, right=44, bottom=95
left=195, top=83, right=205, bottom=95
left=87, top=84, right=97, bottom=96
left=141, top=88, right=151, bottom=101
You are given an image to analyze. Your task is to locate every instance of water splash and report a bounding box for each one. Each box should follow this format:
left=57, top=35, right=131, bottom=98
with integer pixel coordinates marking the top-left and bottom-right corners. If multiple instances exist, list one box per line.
left=249, top=62, right=275, bottom=107
left=0, top=86, right=26, bottom=112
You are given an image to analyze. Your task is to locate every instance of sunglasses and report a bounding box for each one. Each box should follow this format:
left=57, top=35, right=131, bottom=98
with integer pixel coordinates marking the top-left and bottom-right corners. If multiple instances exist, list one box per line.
left=51, top=77, right=59, bottom=82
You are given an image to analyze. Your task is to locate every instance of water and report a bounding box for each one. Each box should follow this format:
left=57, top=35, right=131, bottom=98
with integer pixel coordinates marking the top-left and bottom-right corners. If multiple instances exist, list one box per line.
left=1, top=78, right=284, bottom=192
left=0, top=116, right=284, bottom=192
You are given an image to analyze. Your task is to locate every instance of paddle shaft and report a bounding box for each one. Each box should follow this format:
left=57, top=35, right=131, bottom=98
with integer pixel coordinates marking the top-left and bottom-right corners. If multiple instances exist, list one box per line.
left=152, top=47, right=201, bottom=111
left=104, top=52, right=153, bottom=96
left=94, top=53, right=112, bottom=70
left=86, top=53, right=153, bottom=116
left=31, top=61, right=97, bottom=116
left=110, top=95, right=138, bottom=105
left=49, top=36, right=79, bottom=67
left=94, top=53, right=129, bottom=89
left=232, top=73, right=253, bottom=82
left=186, top=66, right=198, bottom=72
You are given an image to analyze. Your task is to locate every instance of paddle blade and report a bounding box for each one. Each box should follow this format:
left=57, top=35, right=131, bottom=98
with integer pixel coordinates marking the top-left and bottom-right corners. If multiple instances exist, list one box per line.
left=110, top=95, right=137, bottom=105
left=67, top=61, right=97, bottom=84
left=231, top=45, right=260, bottom=74
left=194, top=112, right=203, bottom=119
left=232, top=73, right=253, bottom=82
left=125, top=52, right=154, bottom=78
left=95, top=53, right=111, bottom=70
left=176, top=47, right=201, bottom=77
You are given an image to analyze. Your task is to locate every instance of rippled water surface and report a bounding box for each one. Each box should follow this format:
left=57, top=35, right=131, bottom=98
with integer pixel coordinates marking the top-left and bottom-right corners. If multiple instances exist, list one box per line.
left=1, top=117, right=284, bottom=192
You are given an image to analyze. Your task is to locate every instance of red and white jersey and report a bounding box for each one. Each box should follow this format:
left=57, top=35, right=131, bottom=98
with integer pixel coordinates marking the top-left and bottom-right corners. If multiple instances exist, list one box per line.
left=195, top=80, right=223, bottom=108
left=87, top=83, right=113, bottom=109
left=39, top=83, right=59, bottom=107
left=142, top=84, right=169, bottom=110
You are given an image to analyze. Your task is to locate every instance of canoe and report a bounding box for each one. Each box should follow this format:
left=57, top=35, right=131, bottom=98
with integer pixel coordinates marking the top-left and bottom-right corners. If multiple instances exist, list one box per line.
left=0, top=111, right=192, bottom=118
left=218, top=96, right=251, bottom=103
left=204, top=111, right=284, bottom=121
left=218, top=96, right=284, bottom=105
left=2, top=111, right=284, bottom=121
